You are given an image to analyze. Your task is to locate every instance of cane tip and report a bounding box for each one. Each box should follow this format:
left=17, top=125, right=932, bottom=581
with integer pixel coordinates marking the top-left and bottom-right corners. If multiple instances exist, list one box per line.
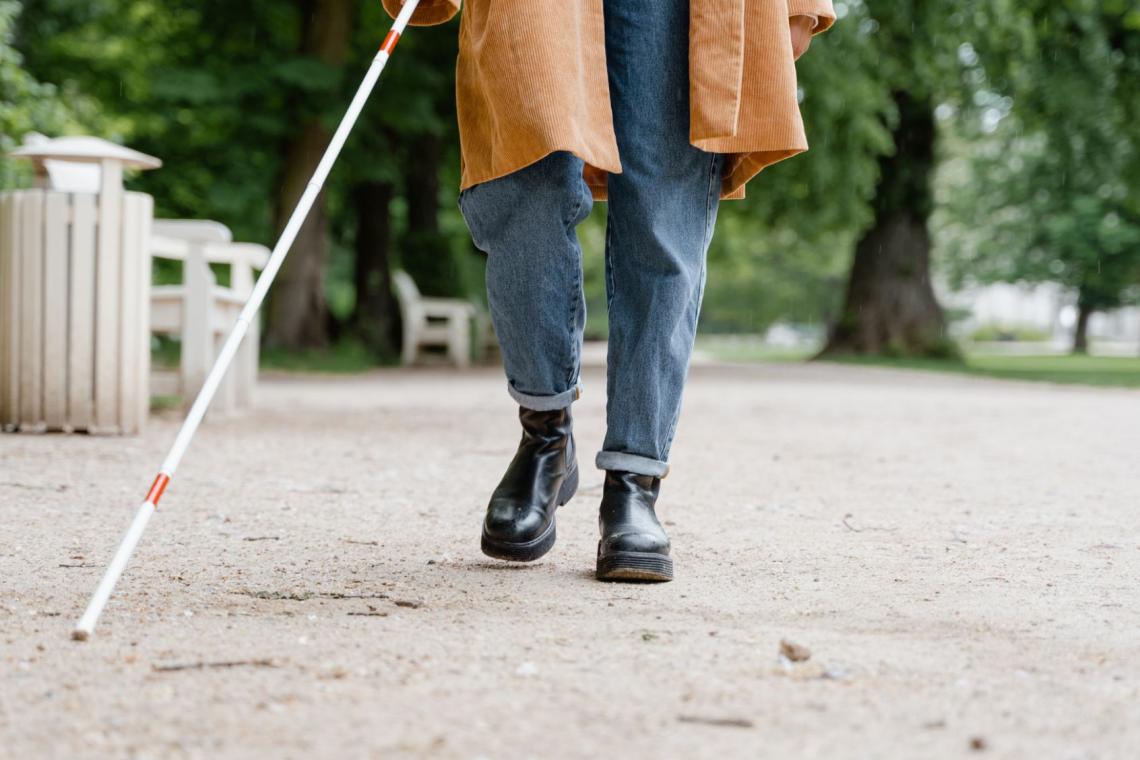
left=71, top=628, right=91, bottom=642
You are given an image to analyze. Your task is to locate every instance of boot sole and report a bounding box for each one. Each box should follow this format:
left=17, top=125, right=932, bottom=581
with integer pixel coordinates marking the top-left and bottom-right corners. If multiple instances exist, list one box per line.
left=596, top=551, right=674, bottom=582
left=481, top=465, right=578, bottom=563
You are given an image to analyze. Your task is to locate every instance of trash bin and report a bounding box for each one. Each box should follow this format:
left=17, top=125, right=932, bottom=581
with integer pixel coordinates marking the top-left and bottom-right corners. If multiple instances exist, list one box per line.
left=0, top=136, right=162, bottom=434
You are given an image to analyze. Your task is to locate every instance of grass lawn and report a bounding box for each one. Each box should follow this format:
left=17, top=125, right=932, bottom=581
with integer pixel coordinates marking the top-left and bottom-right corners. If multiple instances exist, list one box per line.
left=697, top=337, right=1140, bottom=389
left=148, top=339, right=387, bottom=411
left=153, top=335, right=388, bottom=376
left=829, top=353, right=1140, bottom=389
left=260, top=339, right=387, bottom=374
left=695, top=336, right=815, bottom=364
left=154, top=335, right=1139, bottom=389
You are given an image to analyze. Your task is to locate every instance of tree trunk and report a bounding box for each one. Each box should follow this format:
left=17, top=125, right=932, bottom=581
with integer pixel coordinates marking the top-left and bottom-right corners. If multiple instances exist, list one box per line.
left=820, top=91, right=954, bottom=358
left=264, top=0, right=354, bottom=351
left=400, top=134, right=461, bottom=297
left=352, top=181, right=400, bottom=357
left=1072, top=298, right=1093, bottom=355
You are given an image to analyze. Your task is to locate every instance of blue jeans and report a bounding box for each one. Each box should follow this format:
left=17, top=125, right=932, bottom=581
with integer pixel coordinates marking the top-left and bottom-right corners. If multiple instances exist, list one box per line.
left=458, top=0, right=723, bottom=478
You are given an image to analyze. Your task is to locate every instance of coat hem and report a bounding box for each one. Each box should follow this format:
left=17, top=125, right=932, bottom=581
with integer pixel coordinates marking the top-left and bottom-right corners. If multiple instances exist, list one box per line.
left=459, top=144, right=809, bottom=202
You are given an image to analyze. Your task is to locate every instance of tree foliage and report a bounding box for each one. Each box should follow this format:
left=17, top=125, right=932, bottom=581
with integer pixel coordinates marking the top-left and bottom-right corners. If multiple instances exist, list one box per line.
left=817, top=0, right=979, bottom=357
left=0, top=0, right=97, bottom=186
left=937, top=0, right=1140, bottom=350
left=4, top=0, right=1137, bottom=356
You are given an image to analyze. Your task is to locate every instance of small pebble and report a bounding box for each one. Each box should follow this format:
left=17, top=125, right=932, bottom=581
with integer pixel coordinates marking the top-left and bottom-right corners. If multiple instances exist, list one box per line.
left=779, top=639, right=811, bottom=663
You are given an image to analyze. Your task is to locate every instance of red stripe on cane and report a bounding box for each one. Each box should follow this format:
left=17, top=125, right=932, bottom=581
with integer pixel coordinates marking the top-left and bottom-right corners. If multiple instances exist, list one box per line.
left=380, top=30, right=400, bottom=55
left=145, top=474, right=170, bottom=506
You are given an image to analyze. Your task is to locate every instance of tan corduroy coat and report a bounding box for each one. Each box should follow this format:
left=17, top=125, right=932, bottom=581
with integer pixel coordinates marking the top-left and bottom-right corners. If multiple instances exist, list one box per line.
left=382, top=0, right=835, bottom=199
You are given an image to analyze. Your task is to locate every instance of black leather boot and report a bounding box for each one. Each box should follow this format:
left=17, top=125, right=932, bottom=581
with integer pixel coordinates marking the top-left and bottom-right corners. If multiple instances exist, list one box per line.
left=481, top=406, right=578, bottom=562
left=595, top=471, right=673, bottom=582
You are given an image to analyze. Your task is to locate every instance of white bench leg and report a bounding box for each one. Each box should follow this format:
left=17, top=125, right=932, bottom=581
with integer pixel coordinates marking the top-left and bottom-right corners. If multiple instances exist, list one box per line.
left=181, top=253, right=213, bottom=410
left=236, top=320, right=258, bottom=409
left=215, top=329, right=237, bottom=414
left=403, top=314, right=420, bottom=366
left=450, top=315, right=470, bottom=369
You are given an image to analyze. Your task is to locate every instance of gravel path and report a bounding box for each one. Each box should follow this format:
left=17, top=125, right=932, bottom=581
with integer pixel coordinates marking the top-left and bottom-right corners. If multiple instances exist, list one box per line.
left=2, top=361, right=1138, bottom=759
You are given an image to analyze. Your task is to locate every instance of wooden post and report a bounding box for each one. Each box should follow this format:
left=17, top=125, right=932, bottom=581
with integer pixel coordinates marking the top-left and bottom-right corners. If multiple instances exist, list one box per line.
left=118, top=192, right=143, bottom=433
left=0, top=194, right=18, bottom=428
left=181, top=244, right=214, bottom=409
left=68, top=194, right=97, bottom=430
left=214, top=307, right=238, bottom=415
left=231, top=254, right=257, bottom=410
left=42, top=192, right=69, bottom=429
left=135, top=195, right=154, bottom=428
left=19, top=192, right=44, bottom=429
left=93, top=158, right=124, bottom=432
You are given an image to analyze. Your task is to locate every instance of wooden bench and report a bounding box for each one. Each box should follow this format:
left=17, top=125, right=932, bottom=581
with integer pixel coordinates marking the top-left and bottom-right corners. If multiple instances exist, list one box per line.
left=392, top=269, right=487, bottom=368
left=150, top=220, right=268, bottom=414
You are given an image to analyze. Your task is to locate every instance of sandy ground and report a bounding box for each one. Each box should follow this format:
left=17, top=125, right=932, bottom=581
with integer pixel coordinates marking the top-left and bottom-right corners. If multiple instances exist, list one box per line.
left=2, top=359, right=1138, bottom=759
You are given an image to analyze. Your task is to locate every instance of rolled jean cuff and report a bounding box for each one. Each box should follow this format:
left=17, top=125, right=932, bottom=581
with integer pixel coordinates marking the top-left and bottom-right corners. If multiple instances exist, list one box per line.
left=595, top=451, right=670, bottom=478
left=508, top=383, right=581, bottom=411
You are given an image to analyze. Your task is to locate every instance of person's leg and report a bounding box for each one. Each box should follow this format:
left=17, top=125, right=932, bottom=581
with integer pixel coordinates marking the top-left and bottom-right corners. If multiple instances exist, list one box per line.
left=460, top=151, right=592, bottom=410
left=459, top=151, right=593, bottom=561
left=598, top=0, right=722, bottom=475
left=594, top=0, right=724, bottom=581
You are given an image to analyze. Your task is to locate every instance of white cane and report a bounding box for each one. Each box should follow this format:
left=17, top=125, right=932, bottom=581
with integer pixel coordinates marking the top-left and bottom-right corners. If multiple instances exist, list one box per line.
left=73, top=0, right=423, bottom=640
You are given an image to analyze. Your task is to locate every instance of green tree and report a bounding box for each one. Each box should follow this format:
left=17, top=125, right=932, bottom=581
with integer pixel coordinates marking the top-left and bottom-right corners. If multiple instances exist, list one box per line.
left=819, top=0, right=984, bottom=357
left=938, top=0, right=1140, bottom=353
left=13, top=0, right=471, bottom=357
left=0, top=0, right=97, bottom=187
left=16, top=0, right=315, bottom=241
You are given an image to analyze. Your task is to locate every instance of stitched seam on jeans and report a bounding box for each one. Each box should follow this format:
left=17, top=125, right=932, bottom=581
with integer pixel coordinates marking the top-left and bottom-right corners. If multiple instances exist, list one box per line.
left=459, top=185, right=494, bottom=255
left=703, top=154, right=721, bottom=249
left=696, top=154, right=720, bottom=313
left=565, top=180, right=587, bottom=390
left=458, top=187, right=479, bottom=237
left=567, top=250, right=582, bottom=389
left=604, top=214, right=616, bottom=312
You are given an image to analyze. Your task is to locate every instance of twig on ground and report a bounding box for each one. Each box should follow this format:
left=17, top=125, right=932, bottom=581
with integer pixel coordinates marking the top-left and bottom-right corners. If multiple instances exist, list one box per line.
left=234, top=590, right=390, bottom=601
left=342, top=539, right=379, bottom=546
left=348, top=604, right=390, bottom=617
left=677, top=715, right=754, bottom=729
left=842, top=513, right=898, bottom=533
left=242, top=536, right=281, bottom=542
left=152, top=659, right=277, bottom=673
left=0, top=482, right=65, bottom=492
left=287, top=484, right=349, bottom=494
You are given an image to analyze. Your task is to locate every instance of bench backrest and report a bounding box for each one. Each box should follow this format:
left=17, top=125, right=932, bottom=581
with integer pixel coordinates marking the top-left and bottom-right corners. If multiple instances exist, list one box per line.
left=392, top=269, right=422, bottom=311
left=151, top=220, right=269, bottom=296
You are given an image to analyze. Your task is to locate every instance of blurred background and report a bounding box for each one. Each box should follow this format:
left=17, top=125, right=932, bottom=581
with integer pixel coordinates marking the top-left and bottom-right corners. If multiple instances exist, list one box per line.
left=3, top=0, right=1139, bottom=387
